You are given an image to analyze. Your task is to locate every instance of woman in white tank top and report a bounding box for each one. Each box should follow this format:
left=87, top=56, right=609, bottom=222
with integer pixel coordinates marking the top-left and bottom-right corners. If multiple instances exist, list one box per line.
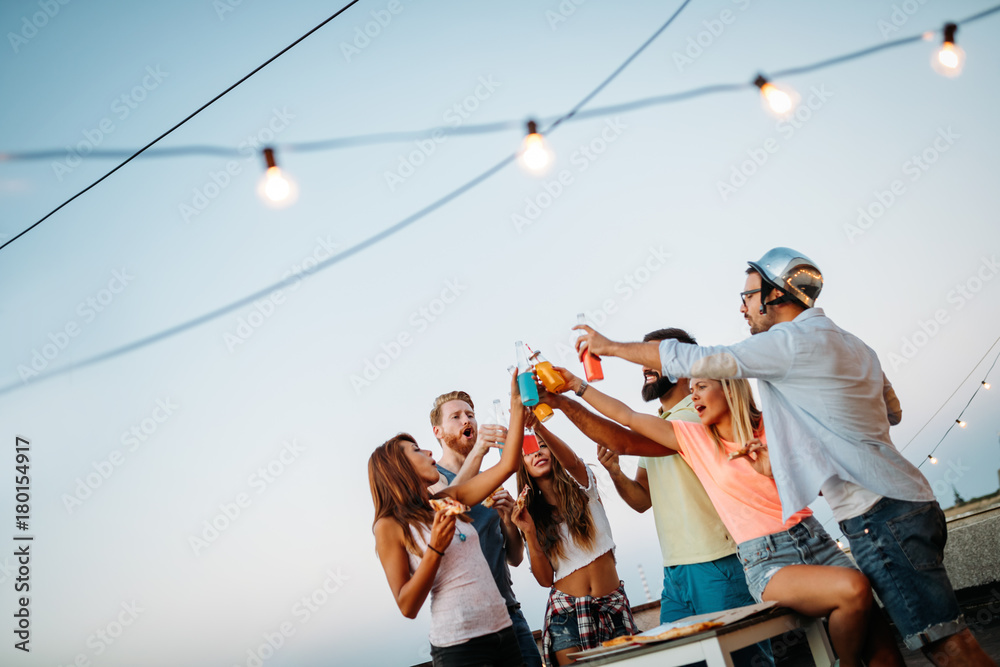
left=510, top=416, right=637, bottom=666
left=370, top=375, right=527, bottom=667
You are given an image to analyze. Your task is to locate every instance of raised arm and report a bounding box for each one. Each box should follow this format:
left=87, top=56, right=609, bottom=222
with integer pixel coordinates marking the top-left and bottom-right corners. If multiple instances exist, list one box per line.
left=550, top=367, right=680, bottom=452
left=573, top=325, right=661, bottom=369
left=543, top=390, right=676, bottom=458
left=441, top=373, right=525, bottom=507
left=882, top=372, right=902, bottom=426
left=374, top=512, right=454, bottom=618
left=532, top=418, right=588, bottom=487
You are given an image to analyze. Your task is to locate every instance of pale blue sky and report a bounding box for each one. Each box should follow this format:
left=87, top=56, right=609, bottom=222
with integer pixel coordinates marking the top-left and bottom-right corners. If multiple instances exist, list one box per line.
left=2, top=1, right=1000, bottom=665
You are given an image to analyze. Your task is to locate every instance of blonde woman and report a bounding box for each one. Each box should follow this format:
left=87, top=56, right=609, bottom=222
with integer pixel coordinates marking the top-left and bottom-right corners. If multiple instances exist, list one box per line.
left=543, top=369, right=904, bottom=667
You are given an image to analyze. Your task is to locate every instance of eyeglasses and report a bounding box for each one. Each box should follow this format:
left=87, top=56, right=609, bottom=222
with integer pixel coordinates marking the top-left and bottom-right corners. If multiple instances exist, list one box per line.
left=739, top=288, right=762, bottom=306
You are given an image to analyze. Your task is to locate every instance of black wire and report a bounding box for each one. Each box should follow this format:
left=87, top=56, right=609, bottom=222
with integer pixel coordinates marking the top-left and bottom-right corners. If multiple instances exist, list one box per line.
left=0, top=0, right=695, bottom=395
left=5, top=1, right=1000, bottom=169
left=898, top=333, right=1000, bottom=455
left=917, top=345, right=1000, bottom=469
left=0, top=0, right=361, bottom=253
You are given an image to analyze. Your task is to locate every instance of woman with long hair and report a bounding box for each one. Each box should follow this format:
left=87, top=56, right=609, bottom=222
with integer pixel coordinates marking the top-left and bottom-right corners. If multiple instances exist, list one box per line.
left=370, top=375, right=527, bottom=667
left=544, top=369, right=904, bottom=667
left=510, top=415, right=637, bottom=666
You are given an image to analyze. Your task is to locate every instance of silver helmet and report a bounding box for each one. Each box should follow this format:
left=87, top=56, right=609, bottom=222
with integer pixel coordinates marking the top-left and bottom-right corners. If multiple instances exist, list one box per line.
left=747, top=247, right=823, bottom=308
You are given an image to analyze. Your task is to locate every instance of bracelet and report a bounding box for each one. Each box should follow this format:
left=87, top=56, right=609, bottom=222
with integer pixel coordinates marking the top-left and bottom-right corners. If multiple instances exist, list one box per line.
left=575, top=380, right=589, bottom=397
left=428, top=545, right=445, bottom=557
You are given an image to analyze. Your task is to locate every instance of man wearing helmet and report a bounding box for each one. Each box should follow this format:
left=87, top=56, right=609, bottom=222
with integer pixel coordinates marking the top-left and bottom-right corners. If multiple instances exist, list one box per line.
left=574, top=248, right=992, bottom=667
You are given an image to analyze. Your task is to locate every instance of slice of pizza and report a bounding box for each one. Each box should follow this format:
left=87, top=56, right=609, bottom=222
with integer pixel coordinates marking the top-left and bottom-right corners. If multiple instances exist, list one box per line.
left=631, top=621, right=724, bottom=643
left=481, top=487, right=504, bottom=509
left=600, top=635, right=637, bottom=648
left=429, top=497, right=470, bottom=516
left=727, top=446, right=752, bottom=461
left=513, top=485, right=530, bottom=515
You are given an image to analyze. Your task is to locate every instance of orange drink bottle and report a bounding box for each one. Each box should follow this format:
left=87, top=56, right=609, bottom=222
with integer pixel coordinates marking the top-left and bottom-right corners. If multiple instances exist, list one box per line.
left=577, top=313, right=604, bottom=382
left=529, top=350, right=567, bottom=393
left=533, top=403, right=554, bottom=423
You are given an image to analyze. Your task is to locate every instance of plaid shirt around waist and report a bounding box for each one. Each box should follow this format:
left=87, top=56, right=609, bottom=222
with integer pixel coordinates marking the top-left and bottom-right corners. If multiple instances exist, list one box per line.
left=541, top=581, right=637, bottom=666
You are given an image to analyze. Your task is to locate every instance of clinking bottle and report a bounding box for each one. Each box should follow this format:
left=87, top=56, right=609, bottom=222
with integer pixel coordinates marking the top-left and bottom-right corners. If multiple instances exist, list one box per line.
left=577, top=313, right=604, bottom=381
left=529, top=349, right=567, bottom=393
left=492, top=399, right=507, bottom=448
left=509, top=362, right=552, bottom=424
left=515, top=341, right=540, bottom=406
left=508, top=362, right=541, bottom=455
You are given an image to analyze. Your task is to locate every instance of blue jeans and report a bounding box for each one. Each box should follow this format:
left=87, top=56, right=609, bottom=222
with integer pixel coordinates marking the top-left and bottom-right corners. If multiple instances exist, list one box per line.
left=430, top=626, right=524, bottom=667
left=547, top=606, right=632, bottom=653
left=839, top=497, right=965, bottom=650
left=737, top=516, right=856, bottom=604
left=508, top=604, right=542, bottom=667
left=661, top=554, right=773, bottom=667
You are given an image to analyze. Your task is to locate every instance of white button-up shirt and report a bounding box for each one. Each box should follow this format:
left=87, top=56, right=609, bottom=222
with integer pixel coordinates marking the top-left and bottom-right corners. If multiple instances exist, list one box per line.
left=658, top=308, right=934, bottom=521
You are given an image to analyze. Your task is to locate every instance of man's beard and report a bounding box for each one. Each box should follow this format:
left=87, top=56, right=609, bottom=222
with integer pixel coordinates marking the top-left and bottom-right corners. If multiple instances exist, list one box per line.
left=442, top=430, right=475, bottom=457
left=641, top=375, right=676, bottom=402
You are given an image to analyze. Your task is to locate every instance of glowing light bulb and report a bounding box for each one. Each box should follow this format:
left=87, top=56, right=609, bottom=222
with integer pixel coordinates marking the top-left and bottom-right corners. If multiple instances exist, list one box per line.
left=956, top=419, right=967, bottom=428
left=928, top=455, right=938, bottom=464
left=932, top=23, right=965, bottom=77
left=257, top=148, right=298, bottom=208
left=753, top=75, right=797, bottom=118
left=519, top=120, right=552, bottom=173
left=836, top=540, right=845, bottom=550
left=982, top=381, right=991, bottom=390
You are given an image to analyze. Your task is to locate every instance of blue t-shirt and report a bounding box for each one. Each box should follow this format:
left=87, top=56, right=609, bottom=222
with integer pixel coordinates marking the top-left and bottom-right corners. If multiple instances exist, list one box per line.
left=437, top=465, right=518, bottom=607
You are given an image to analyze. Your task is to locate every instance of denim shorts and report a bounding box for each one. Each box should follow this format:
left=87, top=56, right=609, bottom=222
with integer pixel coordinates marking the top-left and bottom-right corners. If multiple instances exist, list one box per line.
left=737, top=516, right=856, bottom=603
left=548, top=607, right=632, bottom=653
left=839, top=497, right=964, bottom=650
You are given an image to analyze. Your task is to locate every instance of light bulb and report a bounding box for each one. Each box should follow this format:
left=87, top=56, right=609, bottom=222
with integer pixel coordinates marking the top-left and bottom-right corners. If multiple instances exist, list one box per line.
left=754, top=75, right=797, bottom=118
left=956, top=419, right=967, bottom=428
left=257, top=148, right=298, bottom=208
left=928, top=455, right=938, bottom=464
left=836, top=539, right=845, bottom=550
left=932, top=23, right=965, bottom=77
left=519, top=120, right=552, bottom=173
left=982, top=381, right=991, bottom=390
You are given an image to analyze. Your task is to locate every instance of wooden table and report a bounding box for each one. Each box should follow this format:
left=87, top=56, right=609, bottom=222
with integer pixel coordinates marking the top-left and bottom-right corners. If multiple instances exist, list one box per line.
left=573, top=608, right=835, bottom=667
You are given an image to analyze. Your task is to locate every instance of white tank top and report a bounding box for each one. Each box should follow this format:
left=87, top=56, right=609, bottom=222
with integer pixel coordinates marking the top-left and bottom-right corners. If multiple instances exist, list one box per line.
left=407, top=519, right=511, bottom=647
left=549, top=467, right=617, bottom=583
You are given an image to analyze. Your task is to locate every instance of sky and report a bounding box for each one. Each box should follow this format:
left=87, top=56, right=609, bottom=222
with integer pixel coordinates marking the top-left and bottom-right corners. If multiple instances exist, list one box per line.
left=2, top=1, right=1000, bottom=665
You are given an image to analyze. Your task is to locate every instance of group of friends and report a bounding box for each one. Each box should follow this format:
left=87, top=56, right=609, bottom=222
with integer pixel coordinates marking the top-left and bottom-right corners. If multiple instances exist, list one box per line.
left=368, top=247, right=995, bottom=667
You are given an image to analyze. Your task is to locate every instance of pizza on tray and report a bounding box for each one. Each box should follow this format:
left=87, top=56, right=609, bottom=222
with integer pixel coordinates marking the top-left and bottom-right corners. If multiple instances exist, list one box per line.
left=600, top=620, right=724, bottom=647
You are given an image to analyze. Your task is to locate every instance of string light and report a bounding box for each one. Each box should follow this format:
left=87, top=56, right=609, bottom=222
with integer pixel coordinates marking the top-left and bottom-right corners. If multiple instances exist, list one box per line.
left=257, top=148, right=297, bottom=208
left=518, top=120, right=552, bottom=173
left=983, top=381, right=991, bottom=390
left=836, top=539, right=845, bottom=550
left=928, top=455, right=938, bottom=464
left=956, top=419, right=967, bottom=428
left=753, top=74, right=797, bottom=118
left=932, top=23, right=966, bottom=77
